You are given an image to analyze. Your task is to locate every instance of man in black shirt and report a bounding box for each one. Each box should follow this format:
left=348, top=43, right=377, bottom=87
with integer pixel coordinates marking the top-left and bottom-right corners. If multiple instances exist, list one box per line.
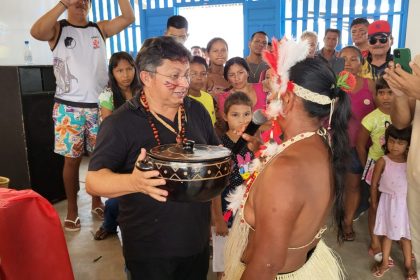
left=86, top=36, right=219, bottom=280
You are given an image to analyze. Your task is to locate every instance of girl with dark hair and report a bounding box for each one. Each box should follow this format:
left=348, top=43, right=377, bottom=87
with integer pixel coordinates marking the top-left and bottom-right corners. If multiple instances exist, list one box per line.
left=212, top=92, right=254, bottom=280
left=206, top=37, right=230, bottom=94
left=370, top=125, right=415, bottom=279
left=98, top=51, right=140, bottom=120
left=94, top=51, right=139, bottom=240
left=216, top=57, right=267, bottom=136
left=339, top=46, right=376, bottom=241
left=223, top=38, right=350, bottom=279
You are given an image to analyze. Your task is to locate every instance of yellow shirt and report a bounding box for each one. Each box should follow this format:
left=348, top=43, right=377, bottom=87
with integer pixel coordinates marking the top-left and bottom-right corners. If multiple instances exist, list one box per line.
left=189, top=91, right=216, bottom=125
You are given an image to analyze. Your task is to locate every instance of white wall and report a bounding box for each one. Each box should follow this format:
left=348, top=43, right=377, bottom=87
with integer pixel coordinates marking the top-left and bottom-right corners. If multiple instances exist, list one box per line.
left=0, top=0, right=63, bottom=66
left=405, top=0, right=420, bottom=57
left=0, top=0, right=419, bottom=65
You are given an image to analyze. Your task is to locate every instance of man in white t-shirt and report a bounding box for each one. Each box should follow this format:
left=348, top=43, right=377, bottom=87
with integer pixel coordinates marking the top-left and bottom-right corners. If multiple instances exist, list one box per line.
left=31, top=0, right=134, bottom=231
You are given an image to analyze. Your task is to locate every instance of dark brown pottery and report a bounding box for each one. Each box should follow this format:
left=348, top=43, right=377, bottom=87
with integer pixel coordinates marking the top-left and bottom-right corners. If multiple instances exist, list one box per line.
left=136, top=140, right=232, bottom=202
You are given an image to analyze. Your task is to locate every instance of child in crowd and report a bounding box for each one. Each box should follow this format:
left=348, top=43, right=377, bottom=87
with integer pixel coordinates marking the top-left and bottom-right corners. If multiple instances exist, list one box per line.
left=339, top=46, right=376, bottom=241
left=371, top=125, right=416, bottom=279
left=356, top=77, right=394, bottom=258
left=187, top=56, right=216, bottom=125
left=206, top=37, right=230, bottom=95
left=211, top=92, right=254, bottom=280
left=94, top=51, right=139, bottom=240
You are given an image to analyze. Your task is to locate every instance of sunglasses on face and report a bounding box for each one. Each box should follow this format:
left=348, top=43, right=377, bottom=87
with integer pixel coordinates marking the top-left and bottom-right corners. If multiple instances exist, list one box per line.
left=369, top=36, right=388, bottom=45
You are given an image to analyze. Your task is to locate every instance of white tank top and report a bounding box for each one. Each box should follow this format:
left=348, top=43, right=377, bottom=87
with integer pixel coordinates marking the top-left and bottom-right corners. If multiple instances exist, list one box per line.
left=52, top=20, right=108, bottom=105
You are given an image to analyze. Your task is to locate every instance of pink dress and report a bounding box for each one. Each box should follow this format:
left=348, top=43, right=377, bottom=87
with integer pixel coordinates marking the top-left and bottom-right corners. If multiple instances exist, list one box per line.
left=374, top=156, right=411, bottom=240
left=348, top=78, right=375, bottom=147
left=217, top=83, right=267, bottom=118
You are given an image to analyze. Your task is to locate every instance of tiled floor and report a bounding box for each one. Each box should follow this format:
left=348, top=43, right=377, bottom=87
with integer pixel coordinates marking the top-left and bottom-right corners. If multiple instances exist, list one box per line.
left=54, top=157, right=411, bottom=279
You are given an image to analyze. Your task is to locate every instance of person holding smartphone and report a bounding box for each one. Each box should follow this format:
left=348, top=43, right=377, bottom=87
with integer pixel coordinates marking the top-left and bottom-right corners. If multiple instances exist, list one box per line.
left=384, top=56, right=420, bottom=276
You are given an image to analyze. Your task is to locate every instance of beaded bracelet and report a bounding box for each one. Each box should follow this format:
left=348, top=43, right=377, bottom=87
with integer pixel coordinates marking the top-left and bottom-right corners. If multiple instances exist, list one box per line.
left=59, top=1, right=68, bottom=9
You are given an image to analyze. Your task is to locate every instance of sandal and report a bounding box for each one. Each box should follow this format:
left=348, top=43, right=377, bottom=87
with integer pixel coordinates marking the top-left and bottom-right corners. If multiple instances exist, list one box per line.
left=343, top=231, right=355, bottom=241
left=407, top=271, right=418, bottom=280
left=91, top=207, right=104, bottom=220
left=64, top=217, right=81, bottom=232
left=372, top=265, right=390, bottom=278
left=94, top=226, right=117, bottom=241
left=373, top=252, right=394, bottom=267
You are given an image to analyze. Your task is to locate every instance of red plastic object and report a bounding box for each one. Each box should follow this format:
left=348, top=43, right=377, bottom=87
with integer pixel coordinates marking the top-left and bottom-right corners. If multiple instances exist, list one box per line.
left=0, top=188, right=74, bottom=280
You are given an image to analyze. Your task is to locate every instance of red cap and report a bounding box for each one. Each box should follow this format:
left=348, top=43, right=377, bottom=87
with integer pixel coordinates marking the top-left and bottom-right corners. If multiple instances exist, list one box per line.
left=368, top=20, right=391, bottom=36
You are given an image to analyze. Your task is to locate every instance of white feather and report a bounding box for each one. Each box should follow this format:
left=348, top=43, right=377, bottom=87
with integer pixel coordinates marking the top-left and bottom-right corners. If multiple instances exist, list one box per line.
left=266, top=99, right=284, bottom=119
left=276, top=38, right=309, bottom=94
left=226, top=184, right=246, bottom=215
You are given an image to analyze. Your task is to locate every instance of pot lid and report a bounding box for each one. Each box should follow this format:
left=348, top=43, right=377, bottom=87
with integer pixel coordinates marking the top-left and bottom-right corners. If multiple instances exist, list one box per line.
left=148, top=140, right=231, bottom=163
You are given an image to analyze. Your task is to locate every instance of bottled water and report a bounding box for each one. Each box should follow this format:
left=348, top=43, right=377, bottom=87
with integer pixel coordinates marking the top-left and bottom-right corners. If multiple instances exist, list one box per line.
left=24, top=41, right=33, bottom=65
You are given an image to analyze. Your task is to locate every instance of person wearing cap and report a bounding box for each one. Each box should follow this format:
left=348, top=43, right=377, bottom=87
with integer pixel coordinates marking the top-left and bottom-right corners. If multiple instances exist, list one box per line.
left=350, top=18, right=370, bottom=58
left=360, top=20, right=393, bottom=80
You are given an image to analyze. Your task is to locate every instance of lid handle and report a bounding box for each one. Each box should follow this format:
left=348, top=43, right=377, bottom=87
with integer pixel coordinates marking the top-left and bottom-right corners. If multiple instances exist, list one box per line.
left=182, top=140, right=195, bottom=153
left=136, top=157, right=155, bottom=172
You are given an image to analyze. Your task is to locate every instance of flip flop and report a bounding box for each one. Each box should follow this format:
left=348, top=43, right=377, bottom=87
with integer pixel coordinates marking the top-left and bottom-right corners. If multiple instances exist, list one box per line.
left=343, top=231, right=355, bottom=241
left=372, top=265, right=390, bottom=278
left=407, top=271, right=418, bottom=280
left=64, top=217, right=81, bottom=232
left=91, top=207, right=104, bottom=220
left=373, top=252, right=394, bottom=267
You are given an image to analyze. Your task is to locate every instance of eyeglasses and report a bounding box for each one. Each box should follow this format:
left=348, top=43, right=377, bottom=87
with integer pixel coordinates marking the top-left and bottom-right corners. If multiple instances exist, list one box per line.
left=369, top=36, right=388, bottom=45
left=148, top=71, right=190, bottom=84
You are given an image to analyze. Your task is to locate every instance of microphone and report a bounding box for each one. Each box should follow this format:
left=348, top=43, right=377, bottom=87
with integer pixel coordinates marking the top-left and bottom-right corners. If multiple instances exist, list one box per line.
left=231, top=109, right=267, bottom=154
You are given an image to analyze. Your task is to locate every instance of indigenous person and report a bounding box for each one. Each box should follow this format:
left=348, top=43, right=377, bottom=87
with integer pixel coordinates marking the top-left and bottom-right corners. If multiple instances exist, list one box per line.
left=223, top=38, right=351, bottom=280
left=245, top=31, right=269, bottom=83
left=356, top=77, right=394, bottom=256
left=187, top=55, right=216, bottom=125
left=370, top=125, right=416, bottom=279
left=339, top=46, right=375, bottom=241
left=384, top=59, right=420, bottom=277
left=350, top=18, right=370, bottom=58
left=211, top=92, right=254, bottom=280
left=206, top=37, right=230, bottom=95
left=164, top=15, right=188, bottom=44
left=218, top=57, right=267, bottom=120
left=86, top=36, right=219, bottom=280
left=30, top=0, right=134, bottom=231
left=94, top=51, right=140, bottom=240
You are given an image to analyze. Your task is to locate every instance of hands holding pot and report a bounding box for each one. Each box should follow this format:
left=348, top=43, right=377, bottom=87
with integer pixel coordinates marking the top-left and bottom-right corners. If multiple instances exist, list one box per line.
left=132, top=148, right=168, bottom=202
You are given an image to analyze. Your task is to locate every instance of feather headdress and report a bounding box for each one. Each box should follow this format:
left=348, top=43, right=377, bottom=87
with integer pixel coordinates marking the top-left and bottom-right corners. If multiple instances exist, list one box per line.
left=262, top=37, right=309, bottom=101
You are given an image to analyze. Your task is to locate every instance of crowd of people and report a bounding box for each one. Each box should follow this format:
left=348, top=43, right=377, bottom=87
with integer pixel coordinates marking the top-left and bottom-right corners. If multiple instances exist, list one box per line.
left=31, top=1, right=420, bottom=279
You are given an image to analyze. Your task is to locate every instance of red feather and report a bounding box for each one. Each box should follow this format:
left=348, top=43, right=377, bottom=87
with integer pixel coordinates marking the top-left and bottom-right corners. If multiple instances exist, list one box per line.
left=262, top=38, right=279, bottom=74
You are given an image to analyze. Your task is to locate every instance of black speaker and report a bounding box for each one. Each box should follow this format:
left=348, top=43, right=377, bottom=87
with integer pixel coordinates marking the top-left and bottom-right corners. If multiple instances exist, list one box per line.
left=21, top=92, right=66, bottom=203
left=0, top=66, right=65, bottom=203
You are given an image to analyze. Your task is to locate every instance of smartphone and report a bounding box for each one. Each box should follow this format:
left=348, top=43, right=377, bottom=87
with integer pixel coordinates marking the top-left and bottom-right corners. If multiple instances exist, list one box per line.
left=331, top=57, right=345, bottom=75
left=393, top=48, right=412, bottom=74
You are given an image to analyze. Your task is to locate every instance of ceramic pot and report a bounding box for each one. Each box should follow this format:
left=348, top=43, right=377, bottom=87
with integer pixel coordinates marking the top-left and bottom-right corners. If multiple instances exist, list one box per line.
left=136, top=140, right=232, bottom=202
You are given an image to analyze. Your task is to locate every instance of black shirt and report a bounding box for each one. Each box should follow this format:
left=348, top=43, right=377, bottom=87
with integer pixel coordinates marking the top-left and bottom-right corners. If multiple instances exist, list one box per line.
left=220, top=134, right=253, bottom=227
left=89, top=96, right=220, bottom=261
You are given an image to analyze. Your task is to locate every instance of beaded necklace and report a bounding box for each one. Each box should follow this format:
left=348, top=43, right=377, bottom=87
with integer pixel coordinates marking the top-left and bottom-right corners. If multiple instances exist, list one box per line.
left=140, top=92, right=186, bottom=145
